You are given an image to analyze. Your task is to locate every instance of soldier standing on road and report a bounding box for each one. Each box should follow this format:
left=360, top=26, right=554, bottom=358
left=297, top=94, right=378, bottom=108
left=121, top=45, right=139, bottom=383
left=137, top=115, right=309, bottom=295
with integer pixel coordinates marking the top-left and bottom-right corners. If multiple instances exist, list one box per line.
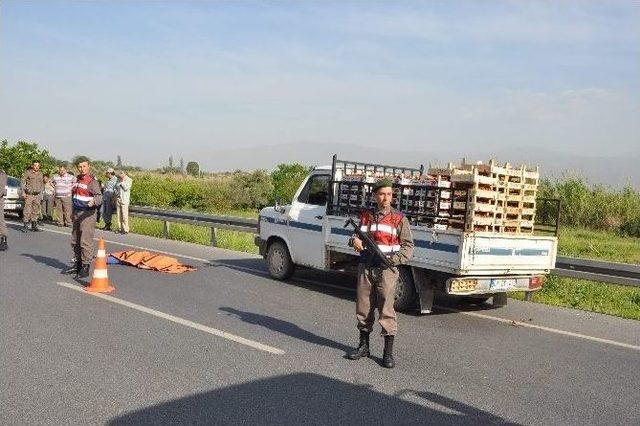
left=61, top=156, right=102, bottom=278
left=0, top=168, right=8, bottom=251
left=347, top=178, right=414, bottom=368
left=52, top=163, right=75, bottom=227
left=21, top=160, right=44, bottom=232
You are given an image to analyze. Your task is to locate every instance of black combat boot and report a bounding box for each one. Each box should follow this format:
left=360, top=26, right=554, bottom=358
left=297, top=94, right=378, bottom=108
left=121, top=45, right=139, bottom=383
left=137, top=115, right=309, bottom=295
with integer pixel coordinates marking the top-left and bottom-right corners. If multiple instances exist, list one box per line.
left=61, top=261, right=81, bottom=275
left=22, top=222, right=30, bottom=233
left=347, top=331, right=370, bottom=360
left=0, top=236, right=7, bottom=251
left=77, top=263, right=91, bottom=279
left=382, top=335, right=395, bottom=368
left=31, top=221, right=42, bottom=231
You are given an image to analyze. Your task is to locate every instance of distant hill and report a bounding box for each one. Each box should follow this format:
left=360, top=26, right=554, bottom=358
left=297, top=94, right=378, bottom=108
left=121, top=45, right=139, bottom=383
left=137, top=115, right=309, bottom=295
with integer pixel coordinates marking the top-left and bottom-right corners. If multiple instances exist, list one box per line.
left=194, top=142, right=639, bottom=189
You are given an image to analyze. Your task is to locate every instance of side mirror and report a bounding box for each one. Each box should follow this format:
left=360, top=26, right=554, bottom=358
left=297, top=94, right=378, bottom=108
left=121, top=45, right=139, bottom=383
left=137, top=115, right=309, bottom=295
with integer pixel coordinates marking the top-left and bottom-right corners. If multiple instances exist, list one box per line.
left=274, top=196, right=286, bottom=214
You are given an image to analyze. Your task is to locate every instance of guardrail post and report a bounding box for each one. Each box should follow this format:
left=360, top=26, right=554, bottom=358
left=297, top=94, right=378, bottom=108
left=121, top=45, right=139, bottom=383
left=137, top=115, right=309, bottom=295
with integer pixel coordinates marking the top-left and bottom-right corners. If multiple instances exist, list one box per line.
left=163, top=221, right=170, bottom=239
left=210, top=227, right=218, bottom=247
left=524, top=291, right=532, bottom=302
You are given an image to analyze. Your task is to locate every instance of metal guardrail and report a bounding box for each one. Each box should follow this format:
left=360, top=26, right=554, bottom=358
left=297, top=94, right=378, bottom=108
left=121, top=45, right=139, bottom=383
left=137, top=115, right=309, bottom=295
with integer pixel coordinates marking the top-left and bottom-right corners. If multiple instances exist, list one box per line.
left=129, top=206, right=258, bottom=247
left=554, top=256, right=640, bottom=288
left=129, top=206, right=640, bottom=287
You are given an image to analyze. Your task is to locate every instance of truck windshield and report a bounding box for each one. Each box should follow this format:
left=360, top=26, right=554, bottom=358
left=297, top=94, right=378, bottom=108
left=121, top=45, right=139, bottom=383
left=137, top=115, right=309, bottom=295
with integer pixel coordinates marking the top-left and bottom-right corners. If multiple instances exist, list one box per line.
left=298, top=174, right=329, bottom=206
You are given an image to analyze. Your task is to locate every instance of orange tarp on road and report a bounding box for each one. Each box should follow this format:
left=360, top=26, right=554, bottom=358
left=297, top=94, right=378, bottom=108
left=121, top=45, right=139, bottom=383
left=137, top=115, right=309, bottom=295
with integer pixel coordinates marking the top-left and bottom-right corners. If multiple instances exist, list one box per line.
left=110, top=251, right=197, bottom=274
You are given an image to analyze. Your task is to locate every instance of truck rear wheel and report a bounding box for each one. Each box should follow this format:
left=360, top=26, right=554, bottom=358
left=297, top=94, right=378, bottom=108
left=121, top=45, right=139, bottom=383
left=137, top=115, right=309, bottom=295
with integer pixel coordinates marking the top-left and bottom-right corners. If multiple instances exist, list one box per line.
left=394, top=266, right=417, bottom=312
left=267, top=240, right=295, bottom=280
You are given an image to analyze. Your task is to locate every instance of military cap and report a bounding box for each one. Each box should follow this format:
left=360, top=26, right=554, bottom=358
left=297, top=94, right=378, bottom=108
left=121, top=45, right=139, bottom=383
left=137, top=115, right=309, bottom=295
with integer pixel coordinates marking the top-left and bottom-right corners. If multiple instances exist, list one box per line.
left=372, top=178, right=394, bottom=192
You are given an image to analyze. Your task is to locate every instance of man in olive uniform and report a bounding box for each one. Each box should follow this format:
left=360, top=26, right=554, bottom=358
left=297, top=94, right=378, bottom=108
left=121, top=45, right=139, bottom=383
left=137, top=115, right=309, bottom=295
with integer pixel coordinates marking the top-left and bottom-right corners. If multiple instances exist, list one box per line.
left=0, top=168, right=8, bottom=251
left=21, top=160, right=44, bottom=232
left=61, top=156, right=102, bottom=278
left=347, top=178, right=414, bottom=368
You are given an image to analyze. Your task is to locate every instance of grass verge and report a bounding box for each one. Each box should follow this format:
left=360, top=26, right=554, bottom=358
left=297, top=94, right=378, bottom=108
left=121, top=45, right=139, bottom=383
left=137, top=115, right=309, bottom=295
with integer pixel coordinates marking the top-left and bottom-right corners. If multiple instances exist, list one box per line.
left=511, top=275, right=640, bottom=321
left=557, top=227, right=640, bottom=264
left=128, top=216, right=258, bottom=255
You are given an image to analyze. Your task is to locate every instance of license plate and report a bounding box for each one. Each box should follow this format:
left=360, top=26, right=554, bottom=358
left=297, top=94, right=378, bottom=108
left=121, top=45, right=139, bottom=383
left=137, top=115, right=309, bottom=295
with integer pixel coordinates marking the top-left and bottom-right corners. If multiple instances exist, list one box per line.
left=4, top=203, right=17, bottom=209
left=490, top=278, right=516, bottom=291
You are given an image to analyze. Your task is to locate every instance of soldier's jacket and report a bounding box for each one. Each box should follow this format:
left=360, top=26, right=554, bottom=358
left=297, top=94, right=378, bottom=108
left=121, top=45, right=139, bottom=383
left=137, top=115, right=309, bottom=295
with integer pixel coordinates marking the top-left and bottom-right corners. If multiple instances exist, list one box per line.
left=21, top=169, right=44, bottom=194
left=0, top=170, right=7, bottom=197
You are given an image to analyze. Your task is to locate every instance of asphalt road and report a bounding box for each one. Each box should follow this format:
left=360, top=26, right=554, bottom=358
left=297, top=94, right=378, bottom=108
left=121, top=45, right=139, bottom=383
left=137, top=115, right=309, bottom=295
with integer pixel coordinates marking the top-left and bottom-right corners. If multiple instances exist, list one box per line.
left=1, top=221, right=639, bottom=425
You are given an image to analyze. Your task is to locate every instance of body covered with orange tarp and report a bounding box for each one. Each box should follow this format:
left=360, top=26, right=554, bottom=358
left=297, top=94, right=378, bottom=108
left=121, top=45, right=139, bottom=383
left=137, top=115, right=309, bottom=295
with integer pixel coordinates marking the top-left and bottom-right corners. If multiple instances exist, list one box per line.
left=110, top=251, right=196, bottom=274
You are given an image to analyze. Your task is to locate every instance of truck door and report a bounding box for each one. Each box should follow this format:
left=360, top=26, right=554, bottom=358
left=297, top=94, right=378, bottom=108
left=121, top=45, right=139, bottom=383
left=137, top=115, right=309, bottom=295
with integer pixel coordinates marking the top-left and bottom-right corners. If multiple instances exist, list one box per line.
left=287, top=173, right=330, bottom=268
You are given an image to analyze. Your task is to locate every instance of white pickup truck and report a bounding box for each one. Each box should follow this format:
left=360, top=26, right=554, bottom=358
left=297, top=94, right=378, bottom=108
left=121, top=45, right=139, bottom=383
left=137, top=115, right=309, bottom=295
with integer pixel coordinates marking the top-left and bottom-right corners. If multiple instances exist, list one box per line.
left=255, top=158, right=558, bottom=313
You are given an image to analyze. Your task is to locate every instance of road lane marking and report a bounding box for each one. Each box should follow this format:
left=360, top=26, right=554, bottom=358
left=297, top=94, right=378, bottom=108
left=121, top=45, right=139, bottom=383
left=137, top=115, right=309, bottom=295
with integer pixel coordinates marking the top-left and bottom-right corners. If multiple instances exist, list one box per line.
left=57, top=281, right=285, bottom=355
left=22, top=223, right=639, bottom=352
left=435, top=306, right=640, bottom=351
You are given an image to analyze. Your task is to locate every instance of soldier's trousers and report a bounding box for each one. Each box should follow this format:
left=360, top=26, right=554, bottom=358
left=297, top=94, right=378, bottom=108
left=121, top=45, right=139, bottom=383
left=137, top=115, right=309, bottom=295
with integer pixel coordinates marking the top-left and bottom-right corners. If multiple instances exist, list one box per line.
left=0, top=198, right=7, bottom=236
left=23, top=194, right=41, bottom=222
left=71, top=209, right=97, bottom=263
left=54, top=196, right=72, bottom=226
left=356, top=263, right=399, bottom=336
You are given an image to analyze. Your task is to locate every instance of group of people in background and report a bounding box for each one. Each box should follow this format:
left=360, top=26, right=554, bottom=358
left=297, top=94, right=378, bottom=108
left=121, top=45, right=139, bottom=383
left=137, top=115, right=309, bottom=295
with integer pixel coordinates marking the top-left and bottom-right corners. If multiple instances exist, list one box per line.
left=0, top=159, right=134, bottom=253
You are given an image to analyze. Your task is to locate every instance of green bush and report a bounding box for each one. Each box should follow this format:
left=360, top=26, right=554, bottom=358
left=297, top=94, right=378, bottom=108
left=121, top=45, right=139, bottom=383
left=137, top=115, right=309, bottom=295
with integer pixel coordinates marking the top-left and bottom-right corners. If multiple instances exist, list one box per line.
left=129, top=171, right=272, bottom=212
left=271, top=163, right=310, bottom=204
left=540, top=177, right=640, bottom=237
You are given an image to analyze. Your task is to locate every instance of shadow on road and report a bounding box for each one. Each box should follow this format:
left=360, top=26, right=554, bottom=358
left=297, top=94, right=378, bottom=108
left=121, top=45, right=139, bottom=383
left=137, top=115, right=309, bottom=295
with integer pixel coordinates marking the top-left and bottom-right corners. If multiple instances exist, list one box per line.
left=214, top=259, right=498, bottom=317
left=220, top=307, right=352, bottom=354
left=212, top=258, right=357, bottom=301
left=108, top=373, right=517, bottom=425
left=21, top=253, right=69, bottom=270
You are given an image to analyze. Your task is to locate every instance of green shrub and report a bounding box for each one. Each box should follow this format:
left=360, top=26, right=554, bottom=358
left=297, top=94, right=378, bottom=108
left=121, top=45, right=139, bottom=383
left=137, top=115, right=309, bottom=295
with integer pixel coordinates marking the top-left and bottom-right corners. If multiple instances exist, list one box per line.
left=540, top=176, right=640, bottom=236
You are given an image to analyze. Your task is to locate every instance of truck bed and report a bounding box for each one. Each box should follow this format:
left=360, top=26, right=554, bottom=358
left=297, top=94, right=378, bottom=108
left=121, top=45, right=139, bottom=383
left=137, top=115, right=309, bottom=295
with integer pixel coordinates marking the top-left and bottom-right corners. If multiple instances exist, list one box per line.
left=326, top=215, right=557, bottom=276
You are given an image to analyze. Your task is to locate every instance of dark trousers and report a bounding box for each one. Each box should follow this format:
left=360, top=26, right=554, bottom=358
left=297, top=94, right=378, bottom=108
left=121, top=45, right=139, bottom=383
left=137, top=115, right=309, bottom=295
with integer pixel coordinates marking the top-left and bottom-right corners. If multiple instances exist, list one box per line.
left=0, top=198, right=7, bottom=236
left=71, top=209, right=97, bottom=263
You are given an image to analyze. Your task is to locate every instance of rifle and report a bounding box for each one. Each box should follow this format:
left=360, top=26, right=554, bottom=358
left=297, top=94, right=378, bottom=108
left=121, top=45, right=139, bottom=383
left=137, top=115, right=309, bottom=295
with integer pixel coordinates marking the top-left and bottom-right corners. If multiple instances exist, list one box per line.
left=344, top=217, right=394, bottom=269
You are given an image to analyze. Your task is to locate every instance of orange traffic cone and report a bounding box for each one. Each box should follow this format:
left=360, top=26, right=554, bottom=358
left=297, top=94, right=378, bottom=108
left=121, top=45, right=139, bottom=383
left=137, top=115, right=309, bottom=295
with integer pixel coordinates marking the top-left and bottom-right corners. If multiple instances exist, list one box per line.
left=85, top=239, right=114, bottom=293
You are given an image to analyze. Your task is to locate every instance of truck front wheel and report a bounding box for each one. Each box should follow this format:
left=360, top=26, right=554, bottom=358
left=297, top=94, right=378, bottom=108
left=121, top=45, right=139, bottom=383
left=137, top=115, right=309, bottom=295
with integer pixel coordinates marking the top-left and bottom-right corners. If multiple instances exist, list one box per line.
left=394, top=266, right=417, bottom=312
left=267, top=240, right=295, bottom=280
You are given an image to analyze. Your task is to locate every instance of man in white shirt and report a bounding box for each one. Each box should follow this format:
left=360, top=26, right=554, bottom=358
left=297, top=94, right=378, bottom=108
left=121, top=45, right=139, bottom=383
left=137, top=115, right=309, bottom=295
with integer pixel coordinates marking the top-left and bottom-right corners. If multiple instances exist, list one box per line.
left=115, top=170, right=133, bottom=234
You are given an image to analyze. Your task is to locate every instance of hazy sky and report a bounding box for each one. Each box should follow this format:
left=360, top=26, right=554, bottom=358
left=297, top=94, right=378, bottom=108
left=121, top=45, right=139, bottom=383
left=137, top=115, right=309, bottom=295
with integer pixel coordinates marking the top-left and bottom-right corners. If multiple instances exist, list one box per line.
left=1, top=0, right=638, bottom=169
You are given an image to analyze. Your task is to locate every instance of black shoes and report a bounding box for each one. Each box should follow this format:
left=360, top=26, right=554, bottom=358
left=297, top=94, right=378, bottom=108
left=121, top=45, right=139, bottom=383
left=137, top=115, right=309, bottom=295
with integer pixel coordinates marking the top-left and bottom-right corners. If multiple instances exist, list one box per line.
left=0, top=236, right=7, bottom=251
left=347, top=331, right=370, bottom=360
left=61, top=262, right=90, bottom=278
left=22, top=223, right=29, bottom=233
left=348, top=332, right=396, bottom=368
left=77, top=263, right=91, bottom=279
left=382, top=336, right=395, bottom=368
left=61, top=261, right=80, bottom=275
left=31, top=221, right=42, bottom=232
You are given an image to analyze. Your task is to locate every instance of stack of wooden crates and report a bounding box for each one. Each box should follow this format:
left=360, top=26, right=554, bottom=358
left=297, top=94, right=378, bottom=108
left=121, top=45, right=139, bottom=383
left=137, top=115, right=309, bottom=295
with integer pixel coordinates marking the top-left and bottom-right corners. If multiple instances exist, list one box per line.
left=429, top=160, right=539, bottom=233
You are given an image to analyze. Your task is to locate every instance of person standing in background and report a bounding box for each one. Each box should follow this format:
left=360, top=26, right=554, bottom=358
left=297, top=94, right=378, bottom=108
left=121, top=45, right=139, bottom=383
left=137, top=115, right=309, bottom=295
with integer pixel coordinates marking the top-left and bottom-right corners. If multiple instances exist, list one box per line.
left=21, top=160, right=44, bottom=232
left=0, top=168, right=8, bottom=251
left=115, top=170, right=132, bottom=234
left=102, top=168, right=118, bottom=230
left=41, top=173, right=55, bottom=222
left=52, top=163, right=75, bottom=227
